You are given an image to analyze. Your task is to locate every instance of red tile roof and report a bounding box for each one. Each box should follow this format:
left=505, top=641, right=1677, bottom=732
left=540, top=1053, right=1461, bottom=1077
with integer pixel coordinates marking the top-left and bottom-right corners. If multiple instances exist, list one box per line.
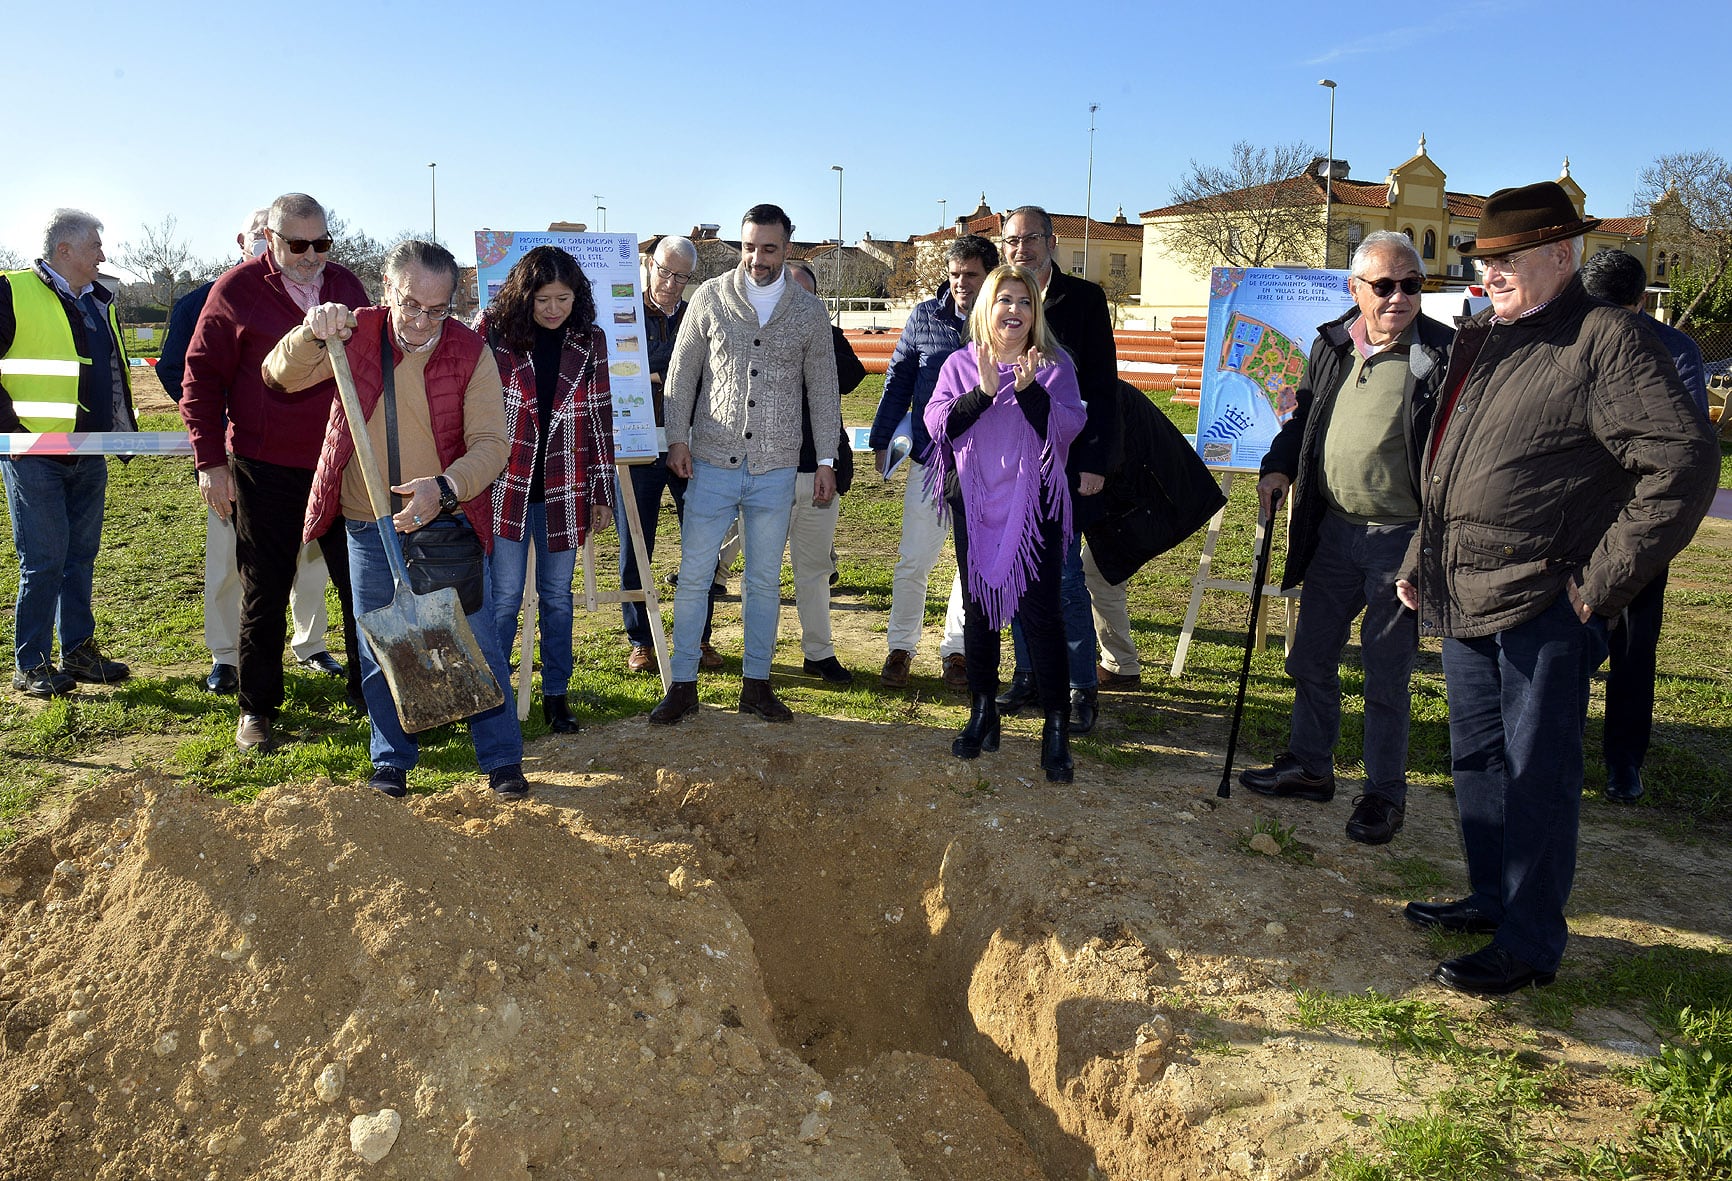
left=912, top=211, right=1140, bottom=243
left=1595, top=216, right=1648, bottom=238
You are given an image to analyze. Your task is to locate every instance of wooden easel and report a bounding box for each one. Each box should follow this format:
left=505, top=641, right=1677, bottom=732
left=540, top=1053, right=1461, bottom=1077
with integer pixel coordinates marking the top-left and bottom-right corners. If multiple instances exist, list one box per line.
left=514, top=459, right=672, bottom=719
left=1169, top=468, right=1299, bottom=678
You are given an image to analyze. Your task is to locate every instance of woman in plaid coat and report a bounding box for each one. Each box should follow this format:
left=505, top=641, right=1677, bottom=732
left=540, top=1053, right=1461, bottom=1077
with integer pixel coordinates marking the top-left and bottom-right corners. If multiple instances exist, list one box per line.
left=477, top=246, right=615, bottom=733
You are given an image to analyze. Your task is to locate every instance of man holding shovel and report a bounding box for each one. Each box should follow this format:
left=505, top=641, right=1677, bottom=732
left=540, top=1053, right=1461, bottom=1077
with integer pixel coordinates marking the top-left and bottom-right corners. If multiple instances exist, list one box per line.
left=264, top=240, right=525, bottom=800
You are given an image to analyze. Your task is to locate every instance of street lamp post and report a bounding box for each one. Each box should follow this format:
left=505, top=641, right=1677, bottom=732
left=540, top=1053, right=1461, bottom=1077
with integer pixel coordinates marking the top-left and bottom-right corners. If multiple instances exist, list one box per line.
left=429, top=163, right=437, bottom=241
left=1318, top=80, right=1337, bottom=268
left=1082, top=102, right=1099, bottom=280
left=830, top=164, right=844, bottom=323
left=593, top=195, right=604, bottom=233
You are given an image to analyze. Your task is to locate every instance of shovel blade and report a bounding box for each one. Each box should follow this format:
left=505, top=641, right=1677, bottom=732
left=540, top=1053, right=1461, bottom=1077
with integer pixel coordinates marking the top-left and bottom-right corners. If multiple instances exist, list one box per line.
left=359, top=584, right=504, bottom=733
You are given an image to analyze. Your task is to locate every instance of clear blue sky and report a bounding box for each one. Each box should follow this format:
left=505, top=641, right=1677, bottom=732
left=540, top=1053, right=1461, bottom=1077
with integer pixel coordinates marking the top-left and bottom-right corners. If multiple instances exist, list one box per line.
left=7, top=0, right=1728, bottom=279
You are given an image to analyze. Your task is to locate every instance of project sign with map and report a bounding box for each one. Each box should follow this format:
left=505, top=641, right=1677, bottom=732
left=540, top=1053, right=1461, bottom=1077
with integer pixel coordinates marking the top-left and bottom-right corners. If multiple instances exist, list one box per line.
left=473, top=230, right=658, bottom=461
left=1194, top=268, right=1355, bottom=469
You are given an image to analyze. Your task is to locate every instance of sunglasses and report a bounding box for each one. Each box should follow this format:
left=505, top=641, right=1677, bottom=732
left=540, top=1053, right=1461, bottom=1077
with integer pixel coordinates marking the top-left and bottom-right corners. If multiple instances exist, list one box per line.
left=271, top=230, right=334, bottom=255
left=1359, top=276, right=1423, bottom=297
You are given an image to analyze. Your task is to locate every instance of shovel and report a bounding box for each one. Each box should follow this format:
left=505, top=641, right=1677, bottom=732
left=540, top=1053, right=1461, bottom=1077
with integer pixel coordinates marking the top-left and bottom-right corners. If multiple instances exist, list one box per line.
left=326, top=335, right=503, bottom=733
left=1217, top=488, right=1283, bottom=799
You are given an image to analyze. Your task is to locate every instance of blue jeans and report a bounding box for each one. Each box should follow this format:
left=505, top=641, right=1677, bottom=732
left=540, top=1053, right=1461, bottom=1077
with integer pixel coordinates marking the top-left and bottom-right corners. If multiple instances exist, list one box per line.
left=489, top=502, right=578, bottom=696
left=671, top=461, right=794, bottom=681
left=1442, top=590, right=1609, bottom=973
left=346, top=519, right=522, bottom=773
left=1, top=455, right=106, bottom=670
left=619, top=457, right=715, bottom=646
left=1009, top=532, right=1098, bottom=690
left=1286, top=513, right=1418, bottom=803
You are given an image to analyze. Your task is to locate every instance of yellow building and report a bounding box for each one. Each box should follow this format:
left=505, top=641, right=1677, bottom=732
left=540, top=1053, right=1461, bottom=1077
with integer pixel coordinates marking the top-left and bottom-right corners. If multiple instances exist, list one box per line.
left=1137, top=141, right=1653, bottom=326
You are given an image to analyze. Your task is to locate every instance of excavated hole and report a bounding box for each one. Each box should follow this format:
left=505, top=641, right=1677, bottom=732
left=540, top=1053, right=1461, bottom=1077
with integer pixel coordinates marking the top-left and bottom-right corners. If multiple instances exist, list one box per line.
left=635, top=741, right=1199, bottom=1181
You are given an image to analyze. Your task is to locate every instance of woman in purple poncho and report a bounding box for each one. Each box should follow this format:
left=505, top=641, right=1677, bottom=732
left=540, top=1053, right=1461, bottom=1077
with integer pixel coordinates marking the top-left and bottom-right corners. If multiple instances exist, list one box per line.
left=924, top=264, right=1086, bottom=781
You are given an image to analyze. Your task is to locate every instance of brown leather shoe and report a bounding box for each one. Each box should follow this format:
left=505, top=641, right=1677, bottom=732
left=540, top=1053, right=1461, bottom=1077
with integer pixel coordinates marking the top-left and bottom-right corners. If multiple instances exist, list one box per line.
left=627, top=645, right=657, bottom=674
left=649, top=680, right=699, bottom=725
left=738, top=677, right=793, bottom=722
left=1095, top=663, right=1142, bottom=690
left=942, top=652, right=969, bottom=689
left=699, top=643, right=725, bottom=670
left=880, top=648, right=912, bottom=688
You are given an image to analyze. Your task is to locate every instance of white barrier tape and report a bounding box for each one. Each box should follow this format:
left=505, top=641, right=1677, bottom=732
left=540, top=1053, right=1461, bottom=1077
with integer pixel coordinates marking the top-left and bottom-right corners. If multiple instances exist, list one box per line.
left=0, top=432, right=194, bottom=457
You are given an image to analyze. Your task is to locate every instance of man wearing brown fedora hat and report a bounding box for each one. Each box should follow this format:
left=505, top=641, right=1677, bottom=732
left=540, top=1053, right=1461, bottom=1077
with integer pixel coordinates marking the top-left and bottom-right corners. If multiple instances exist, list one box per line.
left=1394, top=180, right=1717, bottom=996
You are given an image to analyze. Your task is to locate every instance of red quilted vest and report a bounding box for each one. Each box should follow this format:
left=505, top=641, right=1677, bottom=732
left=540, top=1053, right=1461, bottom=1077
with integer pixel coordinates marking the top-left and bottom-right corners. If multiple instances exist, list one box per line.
left=302, top=307, right=496, bottom=552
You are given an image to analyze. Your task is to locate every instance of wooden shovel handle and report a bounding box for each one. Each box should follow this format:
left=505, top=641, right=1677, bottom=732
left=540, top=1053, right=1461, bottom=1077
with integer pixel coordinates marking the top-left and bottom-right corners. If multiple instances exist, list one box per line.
left=325, top=335, right=399, bottom=526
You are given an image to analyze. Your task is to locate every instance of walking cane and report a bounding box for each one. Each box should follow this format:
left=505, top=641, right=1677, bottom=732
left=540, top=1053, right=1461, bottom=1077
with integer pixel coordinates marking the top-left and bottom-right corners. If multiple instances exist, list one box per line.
left=1218, top=488, right=1284, bottom=799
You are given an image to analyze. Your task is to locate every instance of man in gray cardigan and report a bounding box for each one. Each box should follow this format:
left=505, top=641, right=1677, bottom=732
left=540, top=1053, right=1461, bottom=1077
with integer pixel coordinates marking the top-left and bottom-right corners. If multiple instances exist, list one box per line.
left=650, top=204, right=841, bottom=724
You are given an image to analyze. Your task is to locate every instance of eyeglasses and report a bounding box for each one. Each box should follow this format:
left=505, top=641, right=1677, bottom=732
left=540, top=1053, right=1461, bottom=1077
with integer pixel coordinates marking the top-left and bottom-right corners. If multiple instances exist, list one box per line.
left=269, top=230, right=334, bottom=255
left=1001, top=235, right=1051, bottom=249
left=652, top=259, right=696, bottom=285
left=1473, top=246, right=1541, bottom=275
left=393, top=296, right=452, bottom=322
left=1357, top=276, right=1424, bottom=297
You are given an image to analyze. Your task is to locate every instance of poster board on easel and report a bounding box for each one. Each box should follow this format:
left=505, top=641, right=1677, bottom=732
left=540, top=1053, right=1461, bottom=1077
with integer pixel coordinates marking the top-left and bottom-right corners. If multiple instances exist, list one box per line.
left=474, top=231, right=673, bottom=708
left=1169, top=267, right=1353, bottom=676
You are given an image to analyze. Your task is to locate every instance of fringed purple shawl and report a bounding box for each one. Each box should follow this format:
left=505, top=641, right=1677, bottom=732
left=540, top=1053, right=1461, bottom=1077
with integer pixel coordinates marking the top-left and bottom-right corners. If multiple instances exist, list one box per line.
left=923, top=344, right=1087, bottom=628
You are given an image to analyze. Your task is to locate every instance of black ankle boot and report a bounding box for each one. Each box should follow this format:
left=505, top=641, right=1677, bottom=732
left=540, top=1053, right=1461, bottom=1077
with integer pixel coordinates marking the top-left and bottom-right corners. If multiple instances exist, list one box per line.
left=543, top=694, right=580, bottom=733
left=952, top=693, right=1001, bottom=759
left=1041, top=708, right=1073, bottom=782
left=1070, top=686, right=1098, bottom=736
left=995, top=670, right=1037, bottom=715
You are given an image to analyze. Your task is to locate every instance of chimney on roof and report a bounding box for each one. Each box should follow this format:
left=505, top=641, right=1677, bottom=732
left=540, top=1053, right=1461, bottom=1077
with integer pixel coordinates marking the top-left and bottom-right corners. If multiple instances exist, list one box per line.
left=1308, top=157, right=1350, bottom=181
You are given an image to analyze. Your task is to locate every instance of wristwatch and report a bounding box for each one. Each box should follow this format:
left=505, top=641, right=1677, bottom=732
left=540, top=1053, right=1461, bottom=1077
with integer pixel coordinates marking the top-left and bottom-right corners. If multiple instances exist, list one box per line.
left=434, top=475, right=461, bottom=515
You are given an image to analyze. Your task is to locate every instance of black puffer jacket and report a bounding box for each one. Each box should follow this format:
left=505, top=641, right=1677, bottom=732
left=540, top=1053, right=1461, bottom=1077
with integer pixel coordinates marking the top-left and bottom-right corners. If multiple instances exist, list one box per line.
left=1400, top=276, right=1717, bottom=639
left=1260, top=308, right=1453, bottom=589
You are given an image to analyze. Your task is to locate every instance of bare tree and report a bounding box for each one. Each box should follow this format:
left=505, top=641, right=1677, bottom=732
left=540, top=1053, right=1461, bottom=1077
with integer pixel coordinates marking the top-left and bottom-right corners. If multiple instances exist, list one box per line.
left=1637, top=150, right=1732, bottom=329
left=325, top=211, right=389, bottom=301
left=886, top=241, right=952, bottom=301
left=808, top=245, right=889, bottom=302
left=117, top=215, right=200, bottom=309
left=1157, top=140, right=1344, bottom=274
left=0, top=244, right=26, bottom=271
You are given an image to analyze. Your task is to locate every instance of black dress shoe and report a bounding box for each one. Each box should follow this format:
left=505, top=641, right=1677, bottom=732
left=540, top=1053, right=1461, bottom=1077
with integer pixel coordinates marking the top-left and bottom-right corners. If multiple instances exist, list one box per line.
left=803, top=656, right=854, bottom=685
left=995, top=671, right=1038, bottom=715
left=1345, top=794, right=1405, bottom=845
left=205, top=662, right=239, bottom=694
left=1433, top=942, right=1555, bottom=995
left=1070, top=687, right=1098, bottom=736
left=1404, top=898, right=1500, bottom=935
left=1604, top=768, right=1645, bottom=803
left=297, top=651, right=346, bottom=677
left=1239, top=752, right=1335, bottom=801
left=543, top=694, right=581, bottom=733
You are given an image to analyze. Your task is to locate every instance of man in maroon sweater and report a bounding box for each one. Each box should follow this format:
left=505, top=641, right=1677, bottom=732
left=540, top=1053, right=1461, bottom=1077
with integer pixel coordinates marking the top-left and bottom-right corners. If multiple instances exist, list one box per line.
left=179, top=193, right=368, bottom=751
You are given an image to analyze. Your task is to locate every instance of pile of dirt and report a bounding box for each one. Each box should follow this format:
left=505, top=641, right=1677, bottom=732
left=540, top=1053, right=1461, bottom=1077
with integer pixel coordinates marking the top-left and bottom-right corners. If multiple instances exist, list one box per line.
left=0, top=710, right=1694, bottom=1179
